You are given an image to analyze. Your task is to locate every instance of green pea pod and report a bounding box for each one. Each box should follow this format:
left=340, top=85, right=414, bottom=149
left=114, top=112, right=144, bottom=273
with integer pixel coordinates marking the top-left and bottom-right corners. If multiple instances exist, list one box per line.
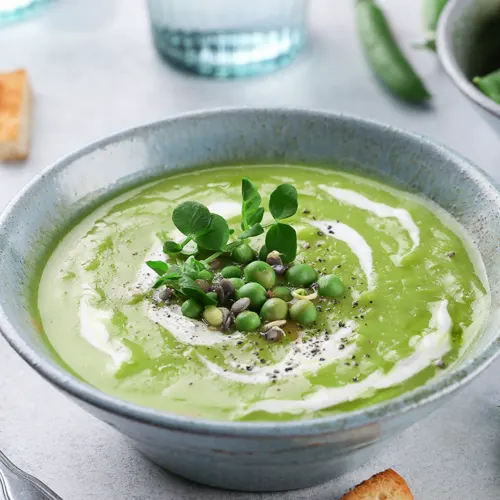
left=356, top=0, right=431, bottom=103
left=423, top=0, right=448, bottom=31
left=421, top=0, right=449, bottom=51
left=473, top=70, right=500, bottom=105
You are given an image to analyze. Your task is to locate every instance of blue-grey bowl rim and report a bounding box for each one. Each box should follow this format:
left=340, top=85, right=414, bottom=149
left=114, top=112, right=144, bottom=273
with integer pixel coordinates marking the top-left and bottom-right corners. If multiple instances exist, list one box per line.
left=1, top=107, right=499, bottom=436
left=437, top=0, right=500, bottom=119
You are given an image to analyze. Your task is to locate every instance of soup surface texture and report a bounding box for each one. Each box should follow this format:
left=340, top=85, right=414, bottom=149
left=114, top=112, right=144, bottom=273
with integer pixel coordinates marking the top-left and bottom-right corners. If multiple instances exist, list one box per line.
left=37, top=165, right=489, bottom=421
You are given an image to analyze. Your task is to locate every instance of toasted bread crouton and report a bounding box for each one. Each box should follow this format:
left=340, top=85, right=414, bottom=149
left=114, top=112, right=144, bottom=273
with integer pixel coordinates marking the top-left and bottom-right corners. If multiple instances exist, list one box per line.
left=341, top=469, right=414, bottom=500
left=0, top=69, right=33, bottom=161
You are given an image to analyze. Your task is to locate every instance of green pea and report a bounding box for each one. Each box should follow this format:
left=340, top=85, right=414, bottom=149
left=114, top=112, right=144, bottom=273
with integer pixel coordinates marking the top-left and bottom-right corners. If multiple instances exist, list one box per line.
left=244, top=261, right=276, bottom=289
left=271, top=286, right=293, bottom=302
left=289, top=300, right=318, bottom=325
left=229, top=278, right=245, bottom=290
left=203, top=305, right=223, bottom=327
left=206, top=291, right=218, bottom=304
left=181, top=299, right=203, bottom=319
left=318, top=274, right=345, bottom=298
left=258, top=244, right=268, bottom=261
left=197, top=270, right=213, bottom=281
left=357, top=290, right=376, bottom=307
left=235, top=311, right=261, bottom=332
left=260, top=298, right=288, bottom=322
left=286, top=264, right=318, bottom=287
left=231, top=243, right=255, bottom=264
left=221, top=265, right=242, bottom=279
left=236, top=282, right=268, bottom=310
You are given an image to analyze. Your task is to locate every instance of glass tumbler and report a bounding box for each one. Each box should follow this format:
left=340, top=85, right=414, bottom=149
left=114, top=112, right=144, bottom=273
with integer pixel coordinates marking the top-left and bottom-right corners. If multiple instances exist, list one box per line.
left=0, top=0, right=51, bottom=24
left=147, top=0, right=308, bottom=78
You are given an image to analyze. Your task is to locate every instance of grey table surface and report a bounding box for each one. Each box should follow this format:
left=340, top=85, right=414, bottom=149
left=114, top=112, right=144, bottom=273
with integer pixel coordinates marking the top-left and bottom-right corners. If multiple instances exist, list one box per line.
left=1, top=0, right=500, bottom=498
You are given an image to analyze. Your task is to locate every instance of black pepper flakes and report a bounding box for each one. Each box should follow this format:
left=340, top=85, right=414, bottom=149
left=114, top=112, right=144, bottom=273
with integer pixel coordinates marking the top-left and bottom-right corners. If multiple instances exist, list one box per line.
left=339, top=344, right=345, bottom=350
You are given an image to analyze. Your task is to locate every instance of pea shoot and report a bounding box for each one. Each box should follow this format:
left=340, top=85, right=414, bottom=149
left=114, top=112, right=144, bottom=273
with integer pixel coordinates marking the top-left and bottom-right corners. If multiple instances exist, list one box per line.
left=473, top=70, right=500, bottom=105
left=144, top=176, right=346, bottom=339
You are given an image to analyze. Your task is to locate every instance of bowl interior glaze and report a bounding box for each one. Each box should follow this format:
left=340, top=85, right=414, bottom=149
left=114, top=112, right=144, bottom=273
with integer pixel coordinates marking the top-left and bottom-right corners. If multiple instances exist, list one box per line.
left=1, top=109, right=500, bottom=435
left=438, top=0, right=500, bottom=128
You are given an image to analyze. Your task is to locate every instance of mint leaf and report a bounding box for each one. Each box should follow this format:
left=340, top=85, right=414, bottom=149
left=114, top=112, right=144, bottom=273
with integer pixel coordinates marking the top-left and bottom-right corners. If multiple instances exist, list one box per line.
left=247, top=206, right=264, bottom=227
left=185, top=256, right=207, bottom=272
left=269, top=184, right=298, bottom=220
left=152, top=274, right=182, bottom=289
left=265, top=223, right=297, bottom=263
left=172, top=201, right=211, bottom=237
left=146, top=261, right=169, bottom=276
left=184, top=256, right=207, bottom=278
left=241, top=178, right=262, bottom=230
left=195, top=214, right=230, bottom=251
left=239, top=223, right=264, bottom=239
left=163, top=241, right=182, bottom=254
left=168, top=264, right=182, bottom=275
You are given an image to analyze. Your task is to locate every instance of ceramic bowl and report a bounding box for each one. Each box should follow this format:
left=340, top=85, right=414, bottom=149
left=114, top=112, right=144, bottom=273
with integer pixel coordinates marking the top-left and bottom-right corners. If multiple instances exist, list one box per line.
left=437, top=0, right=500, bottom=133
left=1, top=109, right=500, bottom=492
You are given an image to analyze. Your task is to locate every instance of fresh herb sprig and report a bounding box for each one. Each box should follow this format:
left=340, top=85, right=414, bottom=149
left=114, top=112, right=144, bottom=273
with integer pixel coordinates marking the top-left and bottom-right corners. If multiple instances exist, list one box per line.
left=146, top=177, right=298, bottom=303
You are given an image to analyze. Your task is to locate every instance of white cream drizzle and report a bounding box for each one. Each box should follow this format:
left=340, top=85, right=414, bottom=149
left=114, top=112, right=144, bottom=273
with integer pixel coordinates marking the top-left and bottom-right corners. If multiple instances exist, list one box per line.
left=79, top=286, right=131, bottom=370
left=198, top=321, right=358, bottom=384
left=133, top=242, right=235, bottom=346
left=207, top=201, right=241, bottom=220
left=309, top=220, right=376, bottom=290
left=318, top=185, right=420, bottom=265
left=148, top=305, right=235, bottom=347
left=239, top=300, right=452, bottom=416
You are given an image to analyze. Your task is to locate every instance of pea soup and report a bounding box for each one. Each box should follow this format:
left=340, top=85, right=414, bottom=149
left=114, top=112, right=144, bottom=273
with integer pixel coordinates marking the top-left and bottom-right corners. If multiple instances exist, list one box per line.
left=36, top=165, right=490, bottom=421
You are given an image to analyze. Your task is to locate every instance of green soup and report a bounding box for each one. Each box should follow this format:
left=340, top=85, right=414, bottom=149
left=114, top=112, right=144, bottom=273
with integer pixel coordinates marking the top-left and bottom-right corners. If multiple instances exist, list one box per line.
left=37, top=165, right=490, bottom=421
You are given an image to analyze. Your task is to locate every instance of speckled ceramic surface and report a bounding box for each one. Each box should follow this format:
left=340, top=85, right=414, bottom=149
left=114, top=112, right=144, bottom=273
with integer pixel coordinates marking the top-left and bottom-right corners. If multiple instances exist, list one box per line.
left=438, top=0, right=500, bottom=133
left=0, top=109, right=499, bottom=491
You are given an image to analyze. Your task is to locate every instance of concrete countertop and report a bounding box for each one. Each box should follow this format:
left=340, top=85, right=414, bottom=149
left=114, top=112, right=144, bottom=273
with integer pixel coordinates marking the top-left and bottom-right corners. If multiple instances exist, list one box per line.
left=1, top=0, right=499, bottom=498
